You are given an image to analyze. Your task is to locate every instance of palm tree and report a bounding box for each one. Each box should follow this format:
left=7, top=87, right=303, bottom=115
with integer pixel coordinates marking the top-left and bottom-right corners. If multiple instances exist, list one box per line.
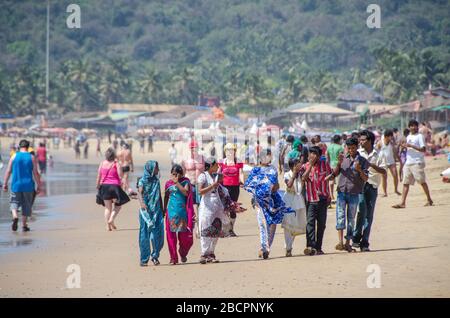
left=137, top=67, right=162, bottom=103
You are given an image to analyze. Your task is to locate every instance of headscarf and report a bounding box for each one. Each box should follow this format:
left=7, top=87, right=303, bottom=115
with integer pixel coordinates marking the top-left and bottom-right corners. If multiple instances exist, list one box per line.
left=244, top=165, right=294, bottom=225
left=138, top=160, right=163, bottom=215
left=288, top=139, right=302, bottom=160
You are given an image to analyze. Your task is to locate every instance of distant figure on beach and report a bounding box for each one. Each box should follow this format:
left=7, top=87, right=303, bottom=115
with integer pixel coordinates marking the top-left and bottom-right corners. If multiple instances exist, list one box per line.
left=147, top=134, right=153, bottom=153
left=96, top=148, right=130, bottom=231
left=108, top=130, right=112, bottom=144
left=137, top=160, right=164, bottom=266
left=327, top=135, right=344, bottom=204
left=74, top=141, right=81, bottom=159
left=398, top=128, right=410, bottom=181
left=36, top=142, right=47, bottom=174
left=3, top=139, right=41, bottom=232
left=96, top=137, right=102, bottom=157
left=210, top=142, right=216, bottom=158
left=117, top=143, right=135, bottom=196
left=169, top=143, right=177, bottom=166
left=377, top=129, right=401, bottom=197
left=280, top=135, right=294, bottom=173
left=139, top=136, right=145, bottom=154
left=393, top=120, right=433, bottom=209
left=113, top=139, right=118, bottom=151
left=53, top=136, right=60, bottom=150
left=181, top=140, right=205, bottom=238
left=164, top=164, right=194, bottom=265
left=244, top=149, right=295, bottom=260
left=84, top=141, right=89, bottom=159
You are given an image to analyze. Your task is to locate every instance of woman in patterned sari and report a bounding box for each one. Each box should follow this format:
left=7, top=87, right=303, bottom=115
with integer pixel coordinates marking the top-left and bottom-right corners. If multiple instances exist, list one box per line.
left=244, top=149, right=295, bottom=259
left=137, top=160, right=164, bottom=266
left=164, top=164, right=194, bottom=265
left=198, top=157, right=245, bottom=264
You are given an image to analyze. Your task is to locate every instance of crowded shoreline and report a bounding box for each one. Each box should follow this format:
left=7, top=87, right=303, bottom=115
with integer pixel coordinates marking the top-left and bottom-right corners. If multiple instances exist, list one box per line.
left=1, top=127, right=449, bottom=297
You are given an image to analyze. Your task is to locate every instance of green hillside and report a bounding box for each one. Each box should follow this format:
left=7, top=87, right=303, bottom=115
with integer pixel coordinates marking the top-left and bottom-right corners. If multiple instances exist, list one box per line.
left=1, top=0, right=449, bottom=116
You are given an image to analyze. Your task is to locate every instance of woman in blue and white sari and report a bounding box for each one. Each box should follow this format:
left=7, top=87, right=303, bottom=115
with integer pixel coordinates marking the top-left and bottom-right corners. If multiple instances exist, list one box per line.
left=137, top=160, right=165, bottom=266
left=244, top=149, right=295, bottom=259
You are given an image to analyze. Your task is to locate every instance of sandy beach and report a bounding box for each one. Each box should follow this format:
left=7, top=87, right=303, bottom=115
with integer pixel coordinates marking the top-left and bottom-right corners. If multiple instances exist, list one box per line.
left=0, top=137, right=449, bottom=297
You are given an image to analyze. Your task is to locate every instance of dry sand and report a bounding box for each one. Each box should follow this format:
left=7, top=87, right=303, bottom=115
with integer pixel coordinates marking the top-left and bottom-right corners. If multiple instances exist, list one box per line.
left=0, top=137, right=449, bottom=297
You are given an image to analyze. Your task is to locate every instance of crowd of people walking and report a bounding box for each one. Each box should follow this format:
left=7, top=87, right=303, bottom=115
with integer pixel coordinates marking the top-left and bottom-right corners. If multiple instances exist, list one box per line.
left=2, top=118, right=443, bottom=267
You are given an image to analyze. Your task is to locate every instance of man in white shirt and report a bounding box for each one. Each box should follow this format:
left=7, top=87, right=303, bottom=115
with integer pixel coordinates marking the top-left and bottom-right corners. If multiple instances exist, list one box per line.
left=393, top=120, right=433, bottom=208
left=354, top=130, right=386, bottom=251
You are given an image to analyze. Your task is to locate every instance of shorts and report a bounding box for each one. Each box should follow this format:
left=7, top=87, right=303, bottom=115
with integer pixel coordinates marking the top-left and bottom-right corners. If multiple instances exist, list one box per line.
left=38, top=160, right=47, bottom=172
left=122, top=166, right=130, bottom=173
left=403, top=163, right=426, bottom=185
left=10, top=192, right=34, bottom=216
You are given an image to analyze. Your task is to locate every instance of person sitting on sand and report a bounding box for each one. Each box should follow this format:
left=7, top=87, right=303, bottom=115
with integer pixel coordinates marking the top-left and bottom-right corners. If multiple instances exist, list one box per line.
left=96, top=148, right=130, bottom=231
left=393, top=120, right=433, bottom=209
left=137, top=160, right=164, bottom=266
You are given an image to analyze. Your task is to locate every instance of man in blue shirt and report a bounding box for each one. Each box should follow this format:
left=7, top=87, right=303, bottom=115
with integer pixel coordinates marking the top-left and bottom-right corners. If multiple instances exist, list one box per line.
left=3, top=139, right=41, bottom=232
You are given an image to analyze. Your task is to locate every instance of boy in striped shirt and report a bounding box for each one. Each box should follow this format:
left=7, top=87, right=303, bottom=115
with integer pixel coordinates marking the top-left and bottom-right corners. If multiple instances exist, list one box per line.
left=300, top=146, right=332, bottom=256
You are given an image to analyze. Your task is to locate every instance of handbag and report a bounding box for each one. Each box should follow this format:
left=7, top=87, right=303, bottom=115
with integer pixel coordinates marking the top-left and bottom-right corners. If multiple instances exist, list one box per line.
left=96, top=162, right=115, bottom=205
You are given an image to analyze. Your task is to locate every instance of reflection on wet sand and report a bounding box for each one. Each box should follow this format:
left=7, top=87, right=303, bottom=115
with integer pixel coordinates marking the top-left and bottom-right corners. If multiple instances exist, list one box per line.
left=0, top=161, right=103, bottom=253
left=0, top=238, right=34, bottom=248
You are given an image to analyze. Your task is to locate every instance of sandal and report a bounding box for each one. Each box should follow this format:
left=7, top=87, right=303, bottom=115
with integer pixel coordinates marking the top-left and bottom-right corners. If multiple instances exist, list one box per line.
left=335, top=242, right=345, bottom=251
left=344, top=243, right=356, bottom=253
left=12, top=218, right=19, bottom=232
left=392, top=204, right=405, bottom=209
left=23, top=226, right=30, bottom=232
left=152, top=258, right=160, bottom=266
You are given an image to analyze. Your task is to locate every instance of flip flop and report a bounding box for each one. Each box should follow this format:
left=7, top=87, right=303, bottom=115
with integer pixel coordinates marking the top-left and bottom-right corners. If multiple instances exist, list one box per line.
left=12, top=218, right=19, bottom=232
left=392, top=204, right=405, bottom=209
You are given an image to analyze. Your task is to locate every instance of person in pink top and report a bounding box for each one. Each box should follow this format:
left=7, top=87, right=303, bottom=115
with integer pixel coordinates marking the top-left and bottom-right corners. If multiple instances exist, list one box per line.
left=36, top=143, right=47, bottom=174
left=96, top=148, right=130, bottom=231
left=218, top=143, right=245, bottom=236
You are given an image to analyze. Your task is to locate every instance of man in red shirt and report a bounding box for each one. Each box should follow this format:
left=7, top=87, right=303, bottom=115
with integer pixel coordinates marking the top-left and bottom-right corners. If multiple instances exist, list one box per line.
left=36, top=143, right=47, bottom=174
left=300, top=146, right=332, bottom=256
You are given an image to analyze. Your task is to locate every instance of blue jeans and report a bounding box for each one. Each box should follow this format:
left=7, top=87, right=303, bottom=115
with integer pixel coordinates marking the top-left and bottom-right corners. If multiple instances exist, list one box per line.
left=353, top=184, right=378, bottom=248
left=336, top=192, right=359, bottom=241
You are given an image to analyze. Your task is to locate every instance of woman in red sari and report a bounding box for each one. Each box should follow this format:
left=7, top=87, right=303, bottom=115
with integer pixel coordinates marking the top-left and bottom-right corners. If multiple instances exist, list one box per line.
left=163, top=164, right=195, bottom=265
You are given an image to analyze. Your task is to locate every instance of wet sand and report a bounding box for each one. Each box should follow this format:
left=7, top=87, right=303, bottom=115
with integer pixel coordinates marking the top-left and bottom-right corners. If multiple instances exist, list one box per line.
left=0, top=137, right=449, bottom=297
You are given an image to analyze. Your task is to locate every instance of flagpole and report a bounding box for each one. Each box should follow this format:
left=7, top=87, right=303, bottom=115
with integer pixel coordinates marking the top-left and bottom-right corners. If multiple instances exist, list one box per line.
left=45, top=0, right=50, bottom=105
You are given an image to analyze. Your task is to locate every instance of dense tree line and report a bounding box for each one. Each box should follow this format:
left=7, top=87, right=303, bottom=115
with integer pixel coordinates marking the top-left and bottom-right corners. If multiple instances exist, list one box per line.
left=0, top=0, right=449, bottom=116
